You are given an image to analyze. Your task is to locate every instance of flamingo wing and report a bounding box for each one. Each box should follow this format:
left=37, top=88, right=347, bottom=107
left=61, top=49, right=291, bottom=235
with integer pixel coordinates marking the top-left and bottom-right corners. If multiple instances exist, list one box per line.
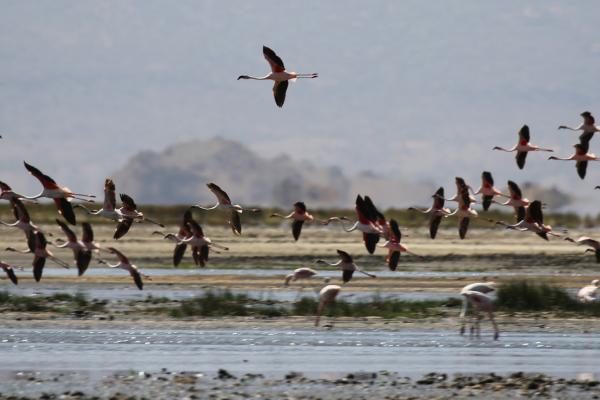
left=515, top=151, right=527, bottom=169
left=342, top=269, right=354, bottom=283
left=54, top=198, right=76, bottom=225
left=0, top=180, right=12, bottom=191
left=482, top=195, right=493, bottom=211
left=459, top=217, right=470, bottom=240
left=12, top=199, right=30, bottom=223
left=104, top=179, right=116, bottom=211
left=173, top=243, right=187, bottom=267
left=355, top=195, right=374, bottom=224
left=113, top=218, right=133, bottom=240
left=363, top=233, right=379, bottom=254
left=4, top=266, right=18, bottom=285
left=35, top=231, right=48, bottom=249
left=55, top=218, right=77, bottom=243
left=33, top=255, right=46, bottom=282
left=292, top=219, right=304, bottom=241
left=81, top=222, right=94, bottom=243
left=432, top=187, right=445, bottom=209
left=389, top=219, right=401, bottom=243
left=516, top=206, right=526, bottom=222
left=388, top=251, right=400, bottom=272
left=336, top=249, right=353, bottom=263
left=200, top=245, right=209, bottom=264
left=580, top=131, right=594, bottom=149
left=507, top=181, right=522, bottom=199
left=429, top=215, right=442, bottom=239
left=76, top=250, right=92, bottom=276
left=23, top=161, right=59, bottom=189
left=273, top=80, right=288, bottom=108
left=119, top=194, right=137, bottom=211
left=518, top=125, right=530, bottom=143
left=230, top=209, right=242, bottom=236
left=187, top=220, right=204, bottom=237
left=481, top=171, right=494, bottom=187
left=26, top=231, right=36, bottom=253
left=107, top=247, right=130, bottom=264
left=576, top=161, right=588, bottom=179
left=293, top=201, right=307, bottom=213
left=262, top=46, right=285, bottom=72
left=207, top=183, right=231, bottom=204
left=131, top=270, right=143, bottom=290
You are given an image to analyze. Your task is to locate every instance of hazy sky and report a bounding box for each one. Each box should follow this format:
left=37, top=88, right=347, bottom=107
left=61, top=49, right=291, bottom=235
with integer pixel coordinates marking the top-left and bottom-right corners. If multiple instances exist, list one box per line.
left=1, top=1, right=599, bottom=208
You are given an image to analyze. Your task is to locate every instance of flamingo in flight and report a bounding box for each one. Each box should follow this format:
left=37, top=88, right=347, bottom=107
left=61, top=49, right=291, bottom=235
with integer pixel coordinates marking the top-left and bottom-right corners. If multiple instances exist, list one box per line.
left=0, top=261, right=21, bottom=285
left=409, top=187, right=452, bottom=239
left=378, top=219, right=422, bottom=271
left=80, top=222, right=101, bottom=253
left=176, top=219, right=229, bottom=268
left=22, top=161, right=96, bottom=225
left=0, top=198, right=50, bottom=248
left=459, top=282, right=496, bottom=336
left=564, top=236, right=600, bottom=263
left=472, top=172, right=508, bottom=211
left=98, top=247, right=147, bottom=290
left=53, top=219, right=92, bottom=276
left=578, top=280, right=599, bottom=303
left=284, top=267, right=318, bottom=286
left=493, top=125, right=553, bottom=169
left=493, top=200, right=560, bottom=240
left=153, top=209, right=194, bottom=267
left=548, top=143, right=599, bottom=179
left=6, top=231, right=69, bottom=282
left=444, top=178, right=478, bottom=239
left=315, top=284, right=342, bottom=327
left=238, top=46, right=318, bottom=107
left=0, top=181, right=35, bottom=203
left=559, top=111, right=599, bottom=148
left=492, top=180, right=530, bottom=222
left=316, top=249, right=376, bottom=283
left=75, top=179, right=120, bottom=221
left=325, top=195, right=383, bottom=254
left=112, top=193, right=164, bottom=239
left=461, top=290, right=499, bottom=340
left=271, top=201, right=326, bottom=241
left=192, top=183, right=260, bottom=236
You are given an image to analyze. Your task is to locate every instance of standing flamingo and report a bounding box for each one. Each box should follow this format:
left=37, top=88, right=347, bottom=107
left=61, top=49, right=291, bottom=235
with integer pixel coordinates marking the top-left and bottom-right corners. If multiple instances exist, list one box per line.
left=472, top=172, right=508, bottom=211
left=192, top=183, right=260, bottom=236
left=325, top=195, right=383, bottom=254
left=284, top=267, right=318, bottom=286
left=578, top=280, right=599, bottom=303
left=22, top=161, right=96, bottom=225
left=461, top=290, right=500, bottom=340
left=237, top=46, right=318, bottom=108
left=459, top=282, right=496, bottom=335
left=6, top=231, right=69, bottom=282
left=315, top=284, right=342, bottom=327
left=493, top=125, right=553, bottom=169
left=271, top=202, right=325, bottom=241
left=378, top=219, right=422, bottom=271
left=316, top=249, right=376, bottom=283
left=564, top=236, right=600, bottom=262
left=98, top=247, right=147, bottom=290
left=409, top=187, right=452, bottom=239
left=53, top=219, right=92, bottom=276
left=548, top=143, right=599, bottom=179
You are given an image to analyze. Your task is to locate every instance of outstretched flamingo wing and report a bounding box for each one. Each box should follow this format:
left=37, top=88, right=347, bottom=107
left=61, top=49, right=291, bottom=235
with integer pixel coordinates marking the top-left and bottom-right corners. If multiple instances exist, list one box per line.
left=336, top=249, right=353, bottom=263
left=207, top=183, right=231, bottom=205
left=0, top=180, right=12, bottom=191
left=55, top=218, right=77, bottom=242
left=388, top=251, right=400, bottom=271
left=107, top=247, right=130, bottom=264
left=432, top=187, right=445, bottom=209
left=389, top=219, right=401, bottom=243
left=54, top=198, right=76, bottom=225
left=292, top=219, right=304, bottom=241
left=11, top=199, right=30, bottom=223
left=4, top=266, right=18, bottom=285
left=516, top=151, right=527, bottom=169
left=273, top=80, right=288, bottom=108
left=507, top=181, right=522, bottom=199
left=114, top=218, right=133, bottom=240
left=104, top=179, right=116, bottom=211
left=82, top=222, right=94, bottom=243
left=576, top=161, right=588, bottom=180
left=23, top=161, right=59, bottom=189
left=263, top=46, right=285, bottom=72
left=119, top=194, right=137, bottom=212
left=173, top=243, right=187, bottom=267
left=518, top=125, right=530, bottom=144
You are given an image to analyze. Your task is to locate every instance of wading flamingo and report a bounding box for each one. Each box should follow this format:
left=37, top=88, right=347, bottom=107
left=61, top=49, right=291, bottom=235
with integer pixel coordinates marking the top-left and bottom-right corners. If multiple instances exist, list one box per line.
left=192, top=183, right=260, bottom=236
left=461, top=290, right=500, bottom=340
left=578, top=280, right=599, bottom=303
left=493, top=125, right=553, bottom=169
left=315, top=284, right=342, bottom=327
left=284, top=267, right=318, bottom=286
left=459, top=282, right=496, bottom=335
left=238, top=46, right=318, bottom=107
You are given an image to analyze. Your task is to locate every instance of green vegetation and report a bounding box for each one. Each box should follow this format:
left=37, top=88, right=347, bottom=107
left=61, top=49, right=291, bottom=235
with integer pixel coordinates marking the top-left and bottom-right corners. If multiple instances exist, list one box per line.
left=495, top=281, right=600, bottom=316
left=170, top=290, right=287, bottom=318
left=0, top=291, right=107, bottom=316
left=0, top=202, right=590, bottom=228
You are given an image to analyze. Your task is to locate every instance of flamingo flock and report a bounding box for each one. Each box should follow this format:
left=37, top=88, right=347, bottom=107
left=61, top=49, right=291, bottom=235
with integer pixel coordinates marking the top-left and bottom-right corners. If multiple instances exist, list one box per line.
left=2, top=46, right=600, bottom=341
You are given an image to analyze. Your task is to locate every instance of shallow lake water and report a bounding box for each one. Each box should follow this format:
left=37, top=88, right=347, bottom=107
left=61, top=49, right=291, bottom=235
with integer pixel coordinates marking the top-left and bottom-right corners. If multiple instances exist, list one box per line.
left=1, top=328, right=599, bottom=379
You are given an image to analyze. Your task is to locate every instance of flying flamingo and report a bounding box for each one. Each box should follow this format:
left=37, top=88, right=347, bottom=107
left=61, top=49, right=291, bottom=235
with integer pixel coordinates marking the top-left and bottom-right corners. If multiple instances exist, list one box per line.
left=271, top=202, right=326, bottom=241
left=237, top=46, right=318, bottom=108
left=74, top=179, right=120, bottom=221
left=53, top=219, right=92, bottom=276
left=152, top=210, right=194, bottom=267
left=548, top=143, right=599, bottom=179
left=461, top=290, right=499, bottom=340
left=80, top=222, right=101, bottom=253
left=493, top=125, right=553, bottom=169
left=315, top=284, right=342, bottom=327
left=409, top=187, right=452, bottom=239
left=0, top=198, right=49, bottom=247
left=578, top=280, right=599, bottom=303
left=325, top=195, right=383, bottom=254
left=284, top=267, right=318, bottom=286
left=472, top=172, right=508, bottom=211
left=559, top=111, right=599, bottom=147
left=113, top=194, right=164, bottom=240
left=378, top=219, right=422, bottom=271
left=176, top=219, right=229, bottom=267
left=0, top=261, right=22, bottom=285
left=0, top=181, right=35, bottom=203
left=97, top=247, right=147, bottom=290
left=564, top=236, right=600, bottom=263
left=459, top=282, right=496, bottom=335
left=492, top=180, right=530, bottom=222
left=316, top=249, right=376, bottom=283
left=22, top=161, right=96, bottom=225
left=493, top=200, right=560, bottom=240
left=192, top=183, right=260, bottom=236
left=444, top=178, right=478, bottom=239
left=6, top=231, right=70, bottom=282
